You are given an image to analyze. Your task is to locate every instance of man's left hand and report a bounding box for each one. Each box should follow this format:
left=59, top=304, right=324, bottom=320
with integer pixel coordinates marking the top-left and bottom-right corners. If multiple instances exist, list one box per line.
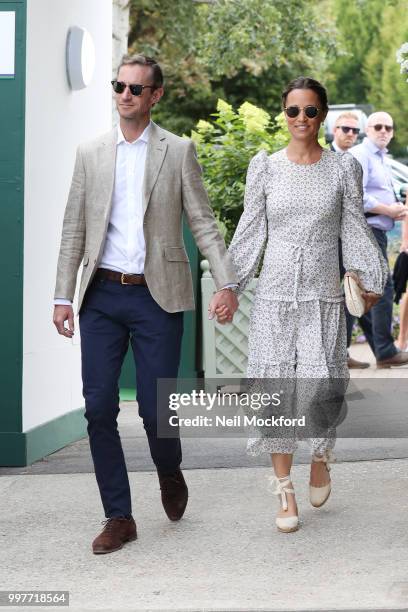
left=208, top=289, right=239, bottom=325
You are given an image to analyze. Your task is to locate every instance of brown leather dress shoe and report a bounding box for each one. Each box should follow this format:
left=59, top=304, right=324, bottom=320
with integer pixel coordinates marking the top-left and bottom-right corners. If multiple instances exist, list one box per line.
left=158, top=469, right=188, bottom=521
left=92, top=516, right=137, bottom=554
left=377, top=351, right=408, bottom=368
left=347, top=356, right=370, bottom=369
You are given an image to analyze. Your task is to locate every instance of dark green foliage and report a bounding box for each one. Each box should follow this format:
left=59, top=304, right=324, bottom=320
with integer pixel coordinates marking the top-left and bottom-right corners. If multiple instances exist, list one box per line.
left=128, top=0, right=339, bottom=134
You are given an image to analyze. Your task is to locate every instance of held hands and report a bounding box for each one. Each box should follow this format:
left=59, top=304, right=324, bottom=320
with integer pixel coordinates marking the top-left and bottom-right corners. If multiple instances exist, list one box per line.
left=344, top=271, right=381, bottom=314
left=208, top=289, right=239, bottom=325
left=53, top=305, right=75, bottom=338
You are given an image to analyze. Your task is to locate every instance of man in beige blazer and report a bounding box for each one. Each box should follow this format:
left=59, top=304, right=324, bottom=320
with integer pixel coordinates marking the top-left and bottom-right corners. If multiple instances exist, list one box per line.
left=53, top=54, right=238, bottom=554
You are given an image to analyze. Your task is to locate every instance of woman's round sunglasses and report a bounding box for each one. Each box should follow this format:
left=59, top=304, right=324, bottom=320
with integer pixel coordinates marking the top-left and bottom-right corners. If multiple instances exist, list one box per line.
left=284, top=105, right=320, bottom=119
left=111, top=80, right=155, bottom=96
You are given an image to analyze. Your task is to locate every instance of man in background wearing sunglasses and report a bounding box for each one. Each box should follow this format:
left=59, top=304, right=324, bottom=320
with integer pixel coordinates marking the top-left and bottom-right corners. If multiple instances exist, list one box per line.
left=331, top=111, right=361, bottom=154
left=53, top=54, right=238, bottom=554
left=330, top=112, right=371, bottom=369
left=351, top=112, right=408, bottom=368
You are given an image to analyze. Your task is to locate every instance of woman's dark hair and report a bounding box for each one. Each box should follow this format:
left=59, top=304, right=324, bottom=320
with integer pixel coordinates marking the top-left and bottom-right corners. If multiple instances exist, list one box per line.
left=281, top=76, right=329, bottom=111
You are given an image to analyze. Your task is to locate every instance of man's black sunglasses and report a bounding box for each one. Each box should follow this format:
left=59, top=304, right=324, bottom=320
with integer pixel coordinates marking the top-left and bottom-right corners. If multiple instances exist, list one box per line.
left=338, top=126, right=360, bottom=135
left=111, top=80, right=155, bottom=96
left=284, top=105, right=320, bottom=119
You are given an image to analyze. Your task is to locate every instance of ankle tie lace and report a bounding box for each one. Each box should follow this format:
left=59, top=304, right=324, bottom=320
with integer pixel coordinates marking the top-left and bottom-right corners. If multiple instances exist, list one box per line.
left=269, top=476, right=295, bottom=511
left=312, top=449, right=335, bottom=471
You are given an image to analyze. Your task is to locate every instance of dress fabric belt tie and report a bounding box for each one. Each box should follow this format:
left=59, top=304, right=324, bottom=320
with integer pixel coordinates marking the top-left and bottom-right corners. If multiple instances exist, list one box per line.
left=271, top=238, right=338, bottom=308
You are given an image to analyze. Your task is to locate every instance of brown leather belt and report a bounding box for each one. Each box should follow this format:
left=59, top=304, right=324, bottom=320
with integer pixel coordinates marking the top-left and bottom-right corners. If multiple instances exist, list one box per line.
left=95, top=268, right=147, bottom=286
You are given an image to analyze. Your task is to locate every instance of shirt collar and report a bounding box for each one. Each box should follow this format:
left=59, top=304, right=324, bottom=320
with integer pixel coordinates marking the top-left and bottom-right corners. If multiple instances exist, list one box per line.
left=117, top=121, right=151, bottom=145
left=363, top=136, right=388, bottom=156
left=332, top=141, right=343, bottom=153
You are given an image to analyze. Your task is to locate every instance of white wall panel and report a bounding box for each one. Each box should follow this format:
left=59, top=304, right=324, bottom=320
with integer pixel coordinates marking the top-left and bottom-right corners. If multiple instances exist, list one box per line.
left=23, top=0, right=113, bottom=431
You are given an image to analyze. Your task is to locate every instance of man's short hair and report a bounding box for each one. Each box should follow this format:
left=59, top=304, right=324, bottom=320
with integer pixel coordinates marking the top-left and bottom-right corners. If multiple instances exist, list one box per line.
left=334, top=111, right=359, bottom=127
left=118, top=54, right=164, bottom=89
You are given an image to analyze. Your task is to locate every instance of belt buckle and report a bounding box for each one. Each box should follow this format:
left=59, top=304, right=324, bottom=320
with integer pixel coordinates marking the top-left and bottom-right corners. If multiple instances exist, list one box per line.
left=121, top=273, right=131, bottom=285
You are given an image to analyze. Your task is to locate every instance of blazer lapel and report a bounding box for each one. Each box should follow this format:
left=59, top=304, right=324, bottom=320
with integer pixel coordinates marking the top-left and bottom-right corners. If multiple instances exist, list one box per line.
left=143, top=122, right=168, bottom=214
left=97, top=128, right=117, bottom=214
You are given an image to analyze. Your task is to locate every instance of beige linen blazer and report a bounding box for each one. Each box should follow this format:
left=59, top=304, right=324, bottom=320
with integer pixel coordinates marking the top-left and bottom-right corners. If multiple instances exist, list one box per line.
left=54, top=121, right=237, bottom=313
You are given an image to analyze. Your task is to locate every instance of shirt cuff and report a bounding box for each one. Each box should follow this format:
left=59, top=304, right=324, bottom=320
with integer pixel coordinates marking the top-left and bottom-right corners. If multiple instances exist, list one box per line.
left=220, top=284, right=239, bottom=290
left=54, top=299, right=73, bottom=306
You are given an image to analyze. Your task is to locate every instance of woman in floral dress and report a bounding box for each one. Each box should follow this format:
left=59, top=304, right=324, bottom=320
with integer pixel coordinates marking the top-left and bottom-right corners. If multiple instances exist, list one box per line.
left=227, top=77, right=387, bottom=533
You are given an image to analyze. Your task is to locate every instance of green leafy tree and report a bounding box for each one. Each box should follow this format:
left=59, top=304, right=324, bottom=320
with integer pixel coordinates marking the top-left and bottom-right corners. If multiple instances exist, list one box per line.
left=364, top=0, right=408, bottom=153
left=323, top=0, right=408, bottom=153
left=195, top=0, right=337, bottom=81
left=128, top=0, right=339, bottom=134
left=128, top=0, right=216, bottom=135
left=324, top=0, right=384, bottom=103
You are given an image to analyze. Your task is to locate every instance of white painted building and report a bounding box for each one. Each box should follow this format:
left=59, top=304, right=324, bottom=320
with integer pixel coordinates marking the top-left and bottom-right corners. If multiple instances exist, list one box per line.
left=0, top=0, right=112, bottom=465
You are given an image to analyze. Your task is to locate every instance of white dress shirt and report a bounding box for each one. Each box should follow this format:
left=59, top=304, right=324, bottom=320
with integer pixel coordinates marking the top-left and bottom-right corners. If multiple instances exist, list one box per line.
left=331, top=141, right=343, bottom=153
left=99, top=122, right=149, bottom=274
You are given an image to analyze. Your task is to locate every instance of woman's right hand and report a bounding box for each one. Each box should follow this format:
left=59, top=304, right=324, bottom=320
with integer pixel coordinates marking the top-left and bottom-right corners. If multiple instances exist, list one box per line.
left=345, top=271, right=381, bottom=314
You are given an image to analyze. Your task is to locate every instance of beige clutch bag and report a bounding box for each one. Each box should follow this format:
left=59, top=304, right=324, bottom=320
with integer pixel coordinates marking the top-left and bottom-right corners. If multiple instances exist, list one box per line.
left=344, top=275, right=365, bottom=317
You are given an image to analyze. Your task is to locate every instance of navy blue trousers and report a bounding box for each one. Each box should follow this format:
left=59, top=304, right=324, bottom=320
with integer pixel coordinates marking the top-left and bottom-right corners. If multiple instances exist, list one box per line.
left=79, top=276, right=184, bottom=518
left=358, top=228, right=397, bottom=361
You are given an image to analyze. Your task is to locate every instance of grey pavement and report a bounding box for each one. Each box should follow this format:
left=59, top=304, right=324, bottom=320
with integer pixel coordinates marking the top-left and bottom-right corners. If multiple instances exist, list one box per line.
left=1, top=458, right=408, bottom=611
left=1, top=344, right=408, bottom=612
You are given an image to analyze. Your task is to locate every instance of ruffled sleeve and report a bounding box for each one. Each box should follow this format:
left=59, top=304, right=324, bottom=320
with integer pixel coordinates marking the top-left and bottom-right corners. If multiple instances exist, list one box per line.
left=339, top=152, right=388, bottom=294
left=228, top=150, right=268, bottom=293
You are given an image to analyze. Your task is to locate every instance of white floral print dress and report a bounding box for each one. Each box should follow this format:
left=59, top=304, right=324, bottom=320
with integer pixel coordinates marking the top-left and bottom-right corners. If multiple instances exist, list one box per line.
left=228, top=148, right=388, bottom=455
